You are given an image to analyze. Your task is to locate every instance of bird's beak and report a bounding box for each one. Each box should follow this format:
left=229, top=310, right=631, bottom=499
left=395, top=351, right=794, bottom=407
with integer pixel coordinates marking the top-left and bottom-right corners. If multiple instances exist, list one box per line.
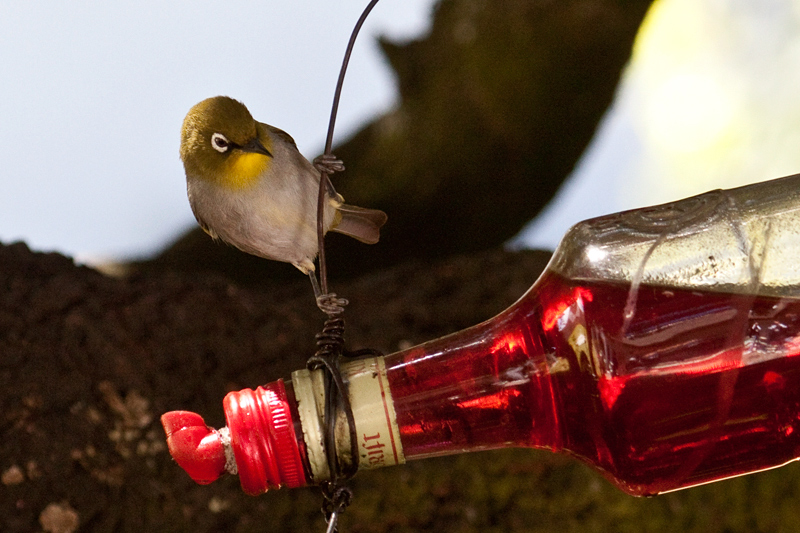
left=241, top=138, right=272, bottom=157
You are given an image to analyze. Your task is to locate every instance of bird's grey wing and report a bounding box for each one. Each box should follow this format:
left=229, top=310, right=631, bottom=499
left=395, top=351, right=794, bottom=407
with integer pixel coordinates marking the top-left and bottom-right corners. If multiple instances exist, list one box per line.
left=261, top=121, right=341, bottom=200
left=262, top=123, right=298, bottom=148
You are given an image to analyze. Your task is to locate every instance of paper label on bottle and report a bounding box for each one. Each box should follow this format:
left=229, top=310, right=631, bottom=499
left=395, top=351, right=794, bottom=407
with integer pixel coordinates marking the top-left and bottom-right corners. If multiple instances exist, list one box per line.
left=342, top=357, right=405, bottom=469
left=292, top=357, right=404, bottom=481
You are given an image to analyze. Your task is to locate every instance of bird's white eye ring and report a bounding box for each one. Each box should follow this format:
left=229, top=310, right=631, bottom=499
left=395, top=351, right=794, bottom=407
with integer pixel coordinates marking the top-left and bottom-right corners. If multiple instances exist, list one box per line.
left=211, top=133, right=230, bottom=153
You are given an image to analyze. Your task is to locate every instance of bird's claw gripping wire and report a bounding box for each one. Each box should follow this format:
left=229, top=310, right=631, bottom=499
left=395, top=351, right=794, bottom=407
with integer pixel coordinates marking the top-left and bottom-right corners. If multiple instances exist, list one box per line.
left=316, top=293, right=349, bottom=317
left=314, top=154, right=346, bottom=176
left=309, top=272, right=349, bottom=316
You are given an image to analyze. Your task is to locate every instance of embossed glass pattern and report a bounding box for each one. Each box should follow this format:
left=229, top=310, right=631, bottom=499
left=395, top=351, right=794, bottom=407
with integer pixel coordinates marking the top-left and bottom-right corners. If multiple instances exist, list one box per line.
left=548, top=173, right=800, bottom=296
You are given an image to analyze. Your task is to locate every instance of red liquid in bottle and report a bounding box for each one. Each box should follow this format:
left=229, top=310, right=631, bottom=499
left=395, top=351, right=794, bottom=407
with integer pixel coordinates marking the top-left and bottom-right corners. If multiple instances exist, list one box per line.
left=384, top=270, right=800, bottom=496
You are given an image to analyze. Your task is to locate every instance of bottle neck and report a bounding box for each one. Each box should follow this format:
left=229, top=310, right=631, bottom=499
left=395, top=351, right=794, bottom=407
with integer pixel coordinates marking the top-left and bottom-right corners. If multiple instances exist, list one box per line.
left=290, top=356, right=406, bottom=483
left=381, top=287, right=559, bottom=460
left=290, top=284, right=559, bottom=482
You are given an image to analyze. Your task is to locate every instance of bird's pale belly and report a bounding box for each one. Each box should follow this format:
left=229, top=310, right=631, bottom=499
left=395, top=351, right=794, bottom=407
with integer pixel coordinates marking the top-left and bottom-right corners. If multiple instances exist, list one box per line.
left=187, top=177, right=334, bottom=274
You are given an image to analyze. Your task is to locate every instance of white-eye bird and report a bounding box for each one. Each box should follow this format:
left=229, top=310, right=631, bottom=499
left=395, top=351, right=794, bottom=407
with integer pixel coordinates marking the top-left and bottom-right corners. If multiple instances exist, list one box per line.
left=179, top=96, right=387, bottom=309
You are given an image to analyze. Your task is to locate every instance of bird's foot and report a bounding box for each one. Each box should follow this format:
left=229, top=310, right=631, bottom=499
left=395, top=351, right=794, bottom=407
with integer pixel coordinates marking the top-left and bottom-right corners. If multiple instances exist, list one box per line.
left=316, top=293, right=349, bottom=316
left=313, top=154, right=345, bottom=175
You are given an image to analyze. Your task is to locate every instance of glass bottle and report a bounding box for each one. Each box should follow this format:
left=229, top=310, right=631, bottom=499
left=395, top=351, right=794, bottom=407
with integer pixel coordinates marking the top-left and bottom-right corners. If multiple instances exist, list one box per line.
left=162, top=173, right=800, bottom=497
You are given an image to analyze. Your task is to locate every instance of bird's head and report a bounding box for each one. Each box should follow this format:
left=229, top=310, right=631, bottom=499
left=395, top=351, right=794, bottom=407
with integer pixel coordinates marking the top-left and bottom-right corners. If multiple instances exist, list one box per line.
left=180, top=96, right=273, bottom=188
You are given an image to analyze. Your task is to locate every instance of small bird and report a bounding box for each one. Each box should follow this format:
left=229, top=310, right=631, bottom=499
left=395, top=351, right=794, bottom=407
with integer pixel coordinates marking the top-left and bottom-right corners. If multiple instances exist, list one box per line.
left=180, top=96, right=387, bottom=312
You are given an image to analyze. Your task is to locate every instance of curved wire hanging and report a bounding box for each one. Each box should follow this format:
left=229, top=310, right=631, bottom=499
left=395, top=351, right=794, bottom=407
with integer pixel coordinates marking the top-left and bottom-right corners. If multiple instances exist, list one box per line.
left=316, top=0, right=382, bottom=300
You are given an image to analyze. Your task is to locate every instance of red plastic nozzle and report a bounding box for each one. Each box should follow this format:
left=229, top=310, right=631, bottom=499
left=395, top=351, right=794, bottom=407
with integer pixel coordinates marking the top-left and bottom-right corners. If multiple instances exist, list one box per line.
left=161, top=380, right=307, bottom=496
left=161, top=410, right=227, bottom=485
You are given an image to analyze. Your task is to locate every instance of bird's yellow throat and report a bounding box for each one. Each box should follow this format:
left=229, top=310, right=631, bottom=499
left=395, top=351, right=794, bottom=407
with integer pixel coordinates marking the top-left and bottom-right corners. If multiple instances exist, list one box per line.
left=221, top=151, right=271, bottom=190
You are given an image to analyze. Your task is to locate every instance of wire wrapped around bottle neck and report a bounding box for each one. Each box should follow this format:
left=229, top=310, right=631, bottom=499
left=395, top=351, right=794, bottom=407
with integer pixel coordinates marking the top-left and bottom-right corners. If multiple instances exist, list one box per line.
left=307, top=317, right=360, bottom=482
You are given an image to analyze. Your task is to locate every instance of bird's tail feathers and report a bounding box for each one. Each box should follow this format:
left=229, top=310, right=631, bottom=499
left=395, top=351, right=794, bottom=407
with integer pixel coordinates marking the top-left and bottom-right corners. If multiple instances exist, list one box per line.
left=332, top=205, right=388, bottom=245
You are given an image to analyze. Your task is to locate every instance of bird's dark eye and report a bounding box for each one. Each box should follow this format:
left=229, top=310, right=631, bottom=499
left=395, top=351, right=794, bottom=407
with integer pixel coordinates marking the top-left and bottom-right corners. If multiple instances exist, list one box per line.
left=211, top=133, right=230, bottom=153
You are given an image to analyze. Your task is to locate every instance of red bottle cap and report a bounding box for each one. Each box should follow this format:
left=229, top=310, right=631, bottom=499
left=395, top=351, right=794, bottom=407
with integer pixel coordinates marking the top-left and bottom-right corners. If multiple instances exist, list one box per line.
left=223, top=380, right=307, bottom=495
left=161, top=380, right=307, bottom=495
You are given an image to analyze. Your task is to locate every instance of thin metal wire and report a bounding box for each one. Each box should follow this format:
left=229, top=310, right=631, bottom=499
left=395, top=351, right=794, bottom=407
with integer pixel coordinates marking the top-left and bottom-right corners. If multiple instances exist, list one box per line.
left=311, top=4, right=382, bottom=530
left=325, top=510, right=339, bottom=533
left=316, top=0, right=382, bottom=298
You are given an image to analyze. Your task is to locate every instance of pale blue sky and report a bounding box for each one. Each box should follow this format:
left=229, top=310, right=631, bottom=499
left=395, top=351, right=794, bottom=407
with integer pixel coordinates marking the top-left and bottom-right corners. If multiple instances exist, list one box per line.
left=0, top=1, right=433, bottom=262
left=3, top=1, right=800, bottom=264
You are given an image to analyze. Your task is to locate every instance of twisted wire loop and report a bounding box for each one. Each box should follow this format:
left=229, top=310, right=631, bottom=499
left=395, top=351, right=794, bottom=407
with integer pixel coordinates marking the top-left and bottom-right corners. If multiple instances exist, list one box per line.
left=307, top=317, right=386, bottom=531
left=306, top=317, right=360, bottom=531
left=321, top=484, right=354, bottom=533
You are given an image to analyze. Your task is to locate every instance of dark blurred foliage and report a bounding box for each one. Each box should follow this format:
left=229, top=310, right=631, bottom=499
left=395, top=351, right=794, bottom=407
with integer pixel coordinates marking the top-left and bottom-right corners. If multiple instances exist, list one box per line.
left=144, top=0, right=653, bottom=284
